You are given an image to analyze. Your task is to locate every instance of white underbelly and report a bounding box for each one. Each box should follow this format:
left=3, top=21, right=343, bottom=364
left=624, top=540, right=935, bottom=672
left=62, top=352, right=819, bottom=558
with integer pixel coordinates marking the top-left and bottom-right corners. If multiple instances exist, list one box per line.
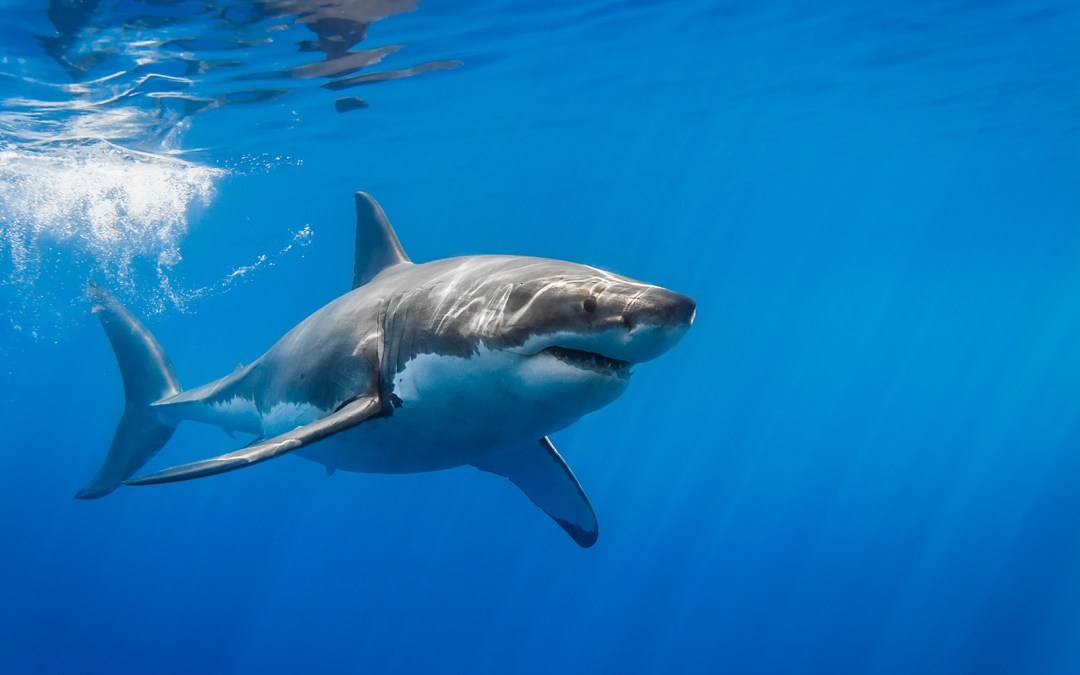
left=294, top=413, right=511, bottom=474
left=199, top=347, right=596, bottom=474
left=293, top=349, right=580, bottom=473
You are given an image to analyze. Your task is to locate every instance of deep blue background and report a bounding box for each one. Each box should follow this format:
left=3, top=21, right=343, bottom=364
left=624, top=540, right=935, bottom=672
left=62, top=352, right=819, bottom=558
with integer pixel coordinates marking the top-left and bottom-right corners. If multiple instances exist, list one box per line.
left=2, top=1, right=1080, bottom=673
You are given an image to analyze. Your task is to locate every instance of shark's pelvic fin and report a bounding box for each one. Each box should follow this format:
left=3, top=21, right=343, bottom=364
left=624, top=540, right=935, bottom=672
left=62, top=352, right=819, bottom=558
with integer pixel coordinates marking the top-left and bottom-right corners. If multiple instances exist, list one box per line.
left=474, top=437, right=599, bottom=548
left=353, top=191, right=411, bottom=288
left=76, top=282, right=182, bottom=499
left=124, top=395, right=383, bottom=486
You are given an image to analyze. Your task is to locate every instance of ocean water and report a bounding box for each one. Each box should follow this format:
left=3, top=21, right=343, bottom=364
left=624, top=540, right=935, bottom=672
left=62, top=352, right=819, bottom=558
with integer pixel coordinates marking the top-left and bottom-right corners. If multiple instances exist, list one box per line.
left=1, top=1, right=1079, bottom=673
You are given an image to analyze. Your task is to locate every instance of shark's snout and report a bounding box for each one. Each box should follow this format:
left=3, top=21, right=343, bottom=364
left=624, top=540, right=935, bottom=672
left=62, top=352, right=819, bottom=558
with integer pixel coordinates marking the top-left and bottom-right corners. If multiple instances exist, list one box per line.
left=623, top=288, right=696, bottom=332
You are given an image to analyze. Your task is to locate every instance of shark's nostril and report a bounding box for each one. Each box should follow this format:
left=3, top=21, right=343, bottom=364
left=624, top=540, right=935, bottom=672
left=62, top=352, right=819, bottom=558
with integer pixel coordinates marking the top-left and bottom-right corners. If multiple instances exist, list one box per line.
left=622, top=313, right=634, bottom=331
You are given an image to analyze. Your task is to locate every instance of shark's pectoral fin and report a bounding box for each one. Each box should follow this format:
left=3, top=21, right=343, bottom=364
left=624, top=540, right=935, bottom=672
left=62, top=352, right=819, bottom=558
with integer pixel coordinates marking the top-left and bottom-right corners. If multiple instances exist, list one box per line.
left=125, top=395, right=383, bottom=486
left=473, top=437, right=598, bottom=548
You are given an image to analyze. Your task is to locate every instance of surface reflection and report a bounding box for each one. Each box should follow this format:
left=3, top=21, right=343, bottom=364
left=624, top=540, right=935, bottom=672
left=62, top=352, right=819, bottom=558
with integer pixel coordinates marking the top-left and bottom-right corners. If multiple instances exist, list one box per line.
left=33, top=0, right=460, bottom=125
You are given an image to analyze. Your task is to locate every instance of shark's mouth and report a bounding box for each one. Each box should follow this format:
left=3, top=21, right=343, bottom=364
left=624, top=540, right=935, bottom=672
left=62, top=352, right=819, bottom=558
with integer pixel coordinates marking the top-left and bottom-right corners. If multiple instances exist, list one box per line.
left=542, top=346, right=632, bottom=377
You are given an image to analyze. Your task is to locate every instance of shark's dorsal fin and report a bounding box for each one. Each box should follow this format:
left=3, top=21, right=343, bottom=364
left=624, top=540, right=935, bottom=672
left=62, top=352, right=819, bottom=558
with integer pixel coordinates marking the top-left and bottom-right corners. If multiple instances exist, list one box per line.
left=353, top=192, right=411, bottom=289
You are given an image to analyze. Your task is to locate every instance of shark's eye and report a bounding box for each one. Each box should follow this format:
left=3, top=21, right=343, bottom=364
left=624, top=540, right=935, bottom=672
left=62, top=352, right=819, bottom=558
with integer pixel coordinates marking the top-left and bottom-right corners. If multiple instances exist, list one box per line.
left=583, top=296, right=598, bottom=314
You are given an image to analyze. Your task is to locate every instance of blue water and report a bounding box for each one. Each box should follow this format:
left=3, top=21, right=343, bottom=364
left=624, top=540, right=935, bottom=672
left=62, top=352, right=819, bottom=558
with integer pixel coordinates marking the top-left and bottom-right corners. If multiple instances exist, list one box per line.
left=2, top=1, right=1079, bottom=673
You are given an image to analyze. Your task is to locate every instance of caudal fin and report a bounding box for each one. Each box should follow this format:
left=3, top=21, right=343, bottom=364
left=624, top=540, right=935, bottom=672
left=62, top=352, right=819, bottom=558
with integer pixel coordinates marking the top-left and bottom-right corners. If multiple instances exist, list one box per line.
left=76, top=282, right=181, bottom=499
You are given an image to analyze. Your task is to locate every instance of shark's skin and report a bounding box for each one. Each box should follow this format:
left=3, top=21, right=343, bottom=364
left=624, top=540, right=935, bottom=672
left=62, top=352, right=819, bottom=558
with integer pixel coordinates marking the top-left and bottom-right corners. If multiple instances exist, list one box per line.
left=79, top=192, right=696, bottom=547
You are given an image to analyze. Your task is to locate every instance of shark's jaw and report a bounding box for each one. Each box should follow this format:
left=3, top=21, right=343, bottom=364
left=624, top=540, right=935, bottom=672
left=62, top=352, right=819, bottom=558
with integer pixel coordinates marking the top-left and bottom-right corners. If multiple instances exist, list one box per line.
left=513, top=317, right=692, bottom=373
left=540, top=345, right=633, bottom=380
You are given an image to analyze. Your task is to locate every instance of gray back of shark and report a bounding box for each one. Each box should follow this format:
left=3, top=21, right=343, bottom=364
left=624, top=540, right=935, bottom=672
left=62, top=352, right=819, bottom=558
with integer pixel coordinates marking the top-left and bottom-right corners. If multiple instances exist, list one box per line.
left=78, top=192, right=696, bottom=547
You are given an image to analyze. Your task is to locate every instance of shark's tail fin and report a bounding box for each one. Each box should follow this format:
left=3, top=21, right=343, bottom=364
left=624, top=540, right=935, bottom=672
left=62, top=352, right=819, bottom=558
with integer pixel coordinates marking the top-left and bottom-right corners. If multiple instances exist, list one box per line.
left=76, top=282, right=181, bottom=499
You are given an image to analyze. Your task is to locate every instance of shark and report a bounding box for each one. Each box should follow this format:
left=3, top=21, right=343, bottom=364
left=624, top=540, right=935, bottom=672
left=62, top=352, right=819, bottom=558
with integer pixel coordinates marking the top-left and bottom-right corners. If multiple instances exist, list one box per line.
left=78, top=192, right=696, bottom=547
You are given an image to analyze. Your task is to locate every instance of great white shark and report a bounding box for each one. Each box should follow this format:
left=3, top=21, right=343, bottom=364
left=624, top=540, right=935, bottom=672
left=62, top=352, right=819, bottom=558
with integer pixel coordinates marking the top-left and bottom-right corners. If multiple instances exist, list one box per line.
left=78, top=192, right=696, bottom=547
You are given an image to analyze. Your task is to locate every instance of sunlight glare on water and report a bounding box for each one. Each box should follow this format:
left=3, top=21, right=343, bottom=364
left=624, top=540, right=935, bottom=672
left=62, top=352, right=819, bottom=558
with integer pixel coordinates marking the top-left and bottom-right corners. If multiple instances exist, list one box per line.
left=0, top=0, right=444, bottom=324
left=0, top=137, right=220, bottom=283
